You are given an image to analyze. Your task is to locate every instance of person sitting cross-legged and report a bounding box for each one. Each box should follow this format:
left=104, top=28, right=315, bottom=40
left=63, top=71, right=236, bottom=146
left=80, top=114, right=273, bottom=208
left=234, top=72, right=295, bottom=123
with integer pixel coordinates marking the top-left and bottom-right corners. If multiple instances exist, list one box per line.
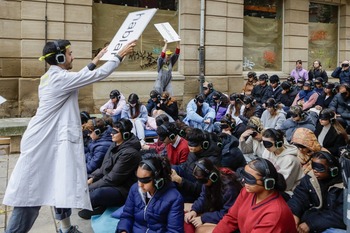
left=78, top=119, right=142, bottom=219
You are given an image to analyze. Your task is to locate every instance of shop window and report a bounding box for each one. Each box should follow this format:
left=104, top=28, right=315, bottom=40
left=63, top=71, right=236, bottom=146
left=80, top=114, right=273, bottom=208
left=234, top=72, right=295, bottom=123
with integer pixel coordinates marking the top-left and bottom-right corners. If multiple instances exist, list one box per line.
left=309, top=3, right=338, bottom=70
left=94, top=0, right=177, bottom=11
left=243, top=0, right=283, bottom=71
left=92, top=4, right=179, bottom=71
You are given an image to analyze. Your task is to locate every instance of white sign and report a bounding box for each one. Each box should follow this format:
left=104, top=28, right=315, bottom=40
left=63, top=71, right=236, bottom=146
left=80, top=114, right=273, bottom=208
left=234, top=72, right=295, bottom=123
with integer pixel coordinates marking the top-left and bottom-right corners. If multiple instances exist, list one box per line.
left=0, top=96, right=6, bottom=105
left=101, top=8, right=157, bottom=60
left=154, top=22, right=181, bottom=43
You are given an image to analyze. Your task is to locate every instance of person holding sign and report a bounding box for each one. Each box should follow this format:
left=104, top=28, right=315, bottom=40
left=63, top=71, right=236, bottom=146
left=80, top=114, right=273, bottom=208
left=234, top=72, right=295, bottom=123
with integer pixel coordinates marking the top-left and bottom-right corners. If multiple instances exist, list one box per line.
left=3, top=39, right=136, bottom=233
left=154, top=40, right=180, bottom=95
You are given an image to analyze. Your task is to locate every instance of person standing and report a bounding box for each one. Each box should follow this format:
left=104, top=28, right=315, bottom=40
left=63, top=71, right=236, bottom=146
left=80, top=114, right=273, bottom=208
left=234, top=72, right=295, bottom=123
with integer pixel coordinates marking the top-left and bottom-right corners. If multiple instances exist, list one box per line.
left=3, top=39, right=136, bottom=233
left=290, top=60, right=308, bottom=83
left=154, top=40, right=180, bottom=95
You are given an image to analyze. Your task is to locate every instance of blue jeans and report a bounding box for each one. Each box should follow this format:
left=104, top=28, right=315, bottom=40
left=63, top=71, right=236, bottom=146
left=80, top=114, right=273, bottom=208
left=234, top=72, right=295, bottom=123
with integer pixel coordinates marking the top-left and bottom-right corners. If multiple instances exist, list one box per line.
left=5, top=206, right=71, bottom=233
left=89, top=186, right=125, bottom=207
left=322, top=228, right=347, bottom=233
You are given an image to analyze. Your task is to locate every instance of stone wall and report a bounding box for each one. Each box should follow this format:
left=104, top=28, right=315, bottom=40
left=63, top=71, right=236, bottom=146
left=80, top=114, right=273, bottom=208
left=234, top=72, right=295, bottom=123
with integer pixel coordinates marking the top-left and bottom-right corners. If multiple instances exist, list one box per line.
left=2, top=0, right=350, bottom=118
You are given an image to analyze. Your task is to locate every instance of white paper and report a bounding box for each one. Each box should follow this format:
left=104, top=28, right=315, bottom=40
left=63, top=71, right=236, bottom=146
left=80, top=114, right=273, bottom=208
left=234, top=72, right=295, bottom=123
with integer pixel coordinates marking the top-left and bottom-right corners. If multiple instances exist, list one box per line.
left=154, top=22, right=181, bottom=43
left=0, top=96, right=6, bottom=105
left=101, top=8, right=157, bottom=60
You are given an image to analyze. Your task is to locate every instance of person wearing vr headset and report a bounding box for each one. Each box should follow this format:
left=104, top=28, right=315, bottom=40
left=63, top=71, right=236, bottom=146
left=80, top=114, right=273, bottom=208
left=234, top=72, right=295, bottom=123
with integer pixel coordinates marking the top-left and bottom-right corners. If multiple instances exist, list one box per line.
left=202, top=81, right=216, bottom=107
left=290, top=60, right=309, bottom=83
left=241, top=71, right=258, bottom=96
left=239, top=116, right=265, bottom=161
left=288, top=151, right=346, bottom=233
left=211, top=91, right=229, bottom=123
left=121, top=93, right=148, bottom=142
left=117, top=153, right=184, bottom=233
left=78, top=119, right=142, bottom=220
left=153, top=91, right=179, bottom=121
left=241, top=95, right=260, bottom=119
left=184, top=158, right=242, bottom=233
left=141, top=114, right=169, bottom=154
left=3, top=39, right=136, bottom=233
left=331, top=60, right=350, bottom=84
left=262, top=74, right=283, bottom=105
left=212, top=158, right=297, bottom=233
left=314, top=82, right=337, bottom=112
left=291, top=127, right=330, bottom=174
left=312, top=77, right=325, bottom=95
left=279, top=81, right=299, bottom=112
left=154, top=40, right=180, bottom=95
left=260, top=98, right=286, bottom=130
left=329, top=83, right=350, bottom=132
left=219, top=113, right=246, bottom=139
left=146, top=90, right=161, bottom=116
left=226, top=93, right=245, bottom=127
left=292, top=80, right=319, bottom=111
left=156, top=122, right=189, bottom=165
left=83, top=117, right=113, bottom=174
left=280, top=105, right=316, bottom=143
left=100, top=89, right=126, bottom=124
left=183, top=94, right=216, bottom=132
left=309, top=60, right=329, bottom=83
left=171, top=128, right=221, bottom=202
left=251, top=73, right=270, bottom=105
left=315, top=108, right=348, bottom=157
left=261, top=129, right=303, bottom=198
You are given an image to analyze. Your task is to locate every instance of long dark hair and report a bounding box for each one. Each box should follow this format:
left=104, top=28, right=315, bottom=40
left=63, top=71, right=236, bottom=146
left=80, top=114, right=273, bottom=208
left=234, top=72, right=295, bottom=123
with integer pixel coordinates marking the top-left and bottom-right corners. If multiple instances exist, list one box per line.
left=193, top=158, right=242, bottom=212
left=128, top=93, right=141, bottom=119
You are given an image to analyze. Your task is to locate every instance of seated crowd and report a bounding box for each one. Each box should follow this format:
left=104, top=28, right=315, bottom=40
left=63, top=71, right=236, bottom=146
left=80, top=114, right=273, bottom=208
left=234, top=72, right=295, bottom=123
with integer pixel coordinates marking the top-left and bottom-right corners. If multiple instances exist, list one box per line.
left=79, top=69, right=349, bottom=233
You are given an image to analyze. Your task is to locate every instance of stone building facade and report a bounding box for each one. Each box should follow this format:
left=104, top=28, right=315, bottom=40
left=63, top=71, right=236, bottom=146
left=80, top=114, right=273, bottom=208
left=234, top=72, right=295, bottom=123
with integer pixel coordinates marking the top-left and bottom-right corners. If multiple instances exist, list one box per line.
left=1, top=0, right=350, bottom=117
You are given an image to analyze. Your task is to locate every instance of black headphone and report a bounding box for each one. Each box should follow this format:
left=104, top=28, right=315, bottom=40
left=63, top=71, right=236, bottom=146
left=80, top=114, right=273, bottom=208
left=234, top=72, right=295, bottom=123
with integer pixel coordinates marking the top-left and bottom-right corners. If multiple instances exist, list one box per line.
left=243, top=96, right=255, bottom=107
left=194, top=94, right=205, bottom=104
left=194, top=161, right=219, bottom=183
left=319, top=110, right=336, bottom=124
left=267, top=128, right=283, bottom=148
left=256, top=158, right=275, bottom=190
left=201, top=130, right=210, bottom=150
left=290, top=106, right=306, bottom=119
left=222, top=114, right=236, bottom=129
left=160, top=124, right=176, bottom=141
left=92, top=118, right=102, bottom=136
left=259, top=74, right=269, bottom=83
left=118, top=120, right=131, bottom=140
left=110, top=90, right=121, bottom=100
left=266, top=98, right=278, bottom=109
left=141, top=160, right=164, bottom=190
left=314, top=151, right=339, bottom=177
left=53, top=41, right=66, bottom=64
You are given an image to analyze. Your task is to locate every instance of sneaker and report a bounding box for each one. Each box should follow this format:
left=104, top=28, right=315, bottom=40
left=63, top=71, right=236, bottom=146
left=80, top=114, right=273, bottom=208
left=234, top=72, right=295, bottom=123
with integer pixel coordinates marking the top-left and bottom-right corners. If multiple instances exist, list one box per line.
left=58, top=225, right=82, bottom=233
left=78, top=207, right=106, bottom=219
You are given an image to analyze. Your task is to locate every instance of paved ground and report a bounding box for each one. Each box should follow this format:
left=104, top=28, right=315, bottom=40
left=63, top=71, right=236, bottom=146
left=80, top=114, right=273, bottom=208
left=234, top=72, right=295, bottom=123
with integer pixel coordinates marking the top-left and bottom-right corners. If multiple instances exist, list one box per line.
left=0, top=144, right=94, bottom=233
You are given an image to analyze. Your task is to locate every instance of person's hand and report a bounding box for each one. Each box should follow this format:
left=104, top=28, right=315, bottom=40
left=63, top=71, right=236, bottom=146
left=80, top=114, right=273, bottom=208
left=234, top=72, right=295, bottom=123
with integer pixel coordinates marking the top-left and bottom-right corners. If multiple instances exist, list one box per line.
left=189, top=216, right=203, bottom=228
left=315, top=105, right=322, bottom=110
left=95, top=47, right=108, bottom=60
left=171, top=169, right=182, bottom=184
left=87, top=178, right=93, bottom=185
left=106, top=109, right=113, bottom=114
left=204, top=119, right=211, bottom=124
left=142, top=144, right=150, bottom=150
left=164, top=39, right=168, bottom=44
left=240, top=129, right=253, bottom=141
left=184, top=210, right=197, bottom=223
left=297, top=222, right=310, bottom=233
left=293, top=215, right=300, bottom=227
left=117, top=40, right=137, bottom=58
left=281, top=90, right=286, bottom=94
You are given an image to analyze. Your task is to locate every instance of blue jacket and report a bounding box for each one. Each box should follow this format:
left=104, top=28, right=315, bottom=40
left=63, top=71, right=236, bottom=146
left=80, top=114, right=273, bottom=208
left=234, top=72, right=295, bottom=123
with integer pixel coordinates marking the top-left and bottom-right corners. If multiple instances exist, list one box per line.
left=329, top=93, right=350, bottom=123
left=117, top=182, right=184, bottom=233
left=212, top=102, right=228, bottom=122
left=288, top=171, right=345, bottom=232
left=85, top=126, right=113, bottom=174
left=331, top=67, right=350, bottom=84
left=280, top=113, right=316, bottom=142
left=220, top=133, right=246, bottom=171
left=191, top=176, right=240, bottom=224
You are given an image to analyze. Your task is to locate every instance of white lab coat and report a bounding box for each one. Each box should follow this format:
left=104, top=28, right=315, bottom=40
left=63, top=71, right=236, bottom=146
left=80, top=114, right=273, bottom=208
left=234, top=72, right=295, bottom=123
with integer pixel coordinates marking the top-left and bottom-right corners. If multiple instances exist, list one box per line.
left=3, top=58, right=121, bottom=210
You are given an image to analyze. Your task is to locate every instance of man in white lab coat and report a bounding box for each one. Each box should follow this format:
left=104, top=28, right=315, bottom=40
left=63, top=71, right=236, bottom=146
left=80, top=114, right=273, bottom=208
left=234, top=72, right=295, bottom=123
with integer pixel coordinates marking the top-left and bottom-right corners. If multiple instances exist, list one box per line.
left=3, top=39, right=136, bottom=233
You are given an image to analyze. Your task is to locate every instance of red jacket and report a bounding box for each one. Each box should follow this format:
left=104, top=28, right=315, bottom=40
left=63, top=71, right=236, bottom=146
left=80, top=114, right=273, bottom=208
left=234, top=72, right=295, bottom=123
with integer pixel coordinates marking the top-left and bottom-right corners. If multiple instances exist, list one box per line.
left=213, top=188, right=297, bottom=233
left=167, top=137, right=189, bottom=165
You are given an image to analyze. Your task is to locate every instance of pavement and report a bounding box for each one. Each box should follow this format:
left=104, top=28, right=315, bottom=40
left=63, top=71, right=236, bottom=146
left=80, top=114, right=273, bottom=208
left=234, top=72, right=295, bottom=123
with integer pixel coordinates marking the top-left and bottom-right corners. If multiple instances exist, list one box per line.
left=0, top=144, right=94, bottom=233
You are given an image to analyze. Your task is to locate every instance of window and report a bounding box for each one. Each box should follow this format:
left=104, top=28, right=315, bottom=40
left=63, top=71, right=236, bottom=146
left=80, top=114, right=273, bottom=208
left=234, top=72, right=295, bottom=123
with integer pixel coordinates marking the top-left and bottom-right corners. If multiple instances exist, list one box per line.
left=309, top=3, right=338, bottom=70
left=92, top=3, right=179, bottom=71
left=94, top=0, right=178, bottom=11
left=243, top=0, right=283, bottom=71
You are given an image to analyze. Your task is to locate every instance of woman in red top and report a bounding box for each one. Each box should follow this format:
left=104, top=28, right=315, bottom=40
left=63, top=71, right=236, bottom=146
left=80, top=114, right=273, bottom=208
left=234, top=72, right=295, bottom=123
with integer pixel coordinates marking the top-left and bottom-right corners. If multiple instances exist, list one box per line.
left=208, top=158, right=297, bottom=233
